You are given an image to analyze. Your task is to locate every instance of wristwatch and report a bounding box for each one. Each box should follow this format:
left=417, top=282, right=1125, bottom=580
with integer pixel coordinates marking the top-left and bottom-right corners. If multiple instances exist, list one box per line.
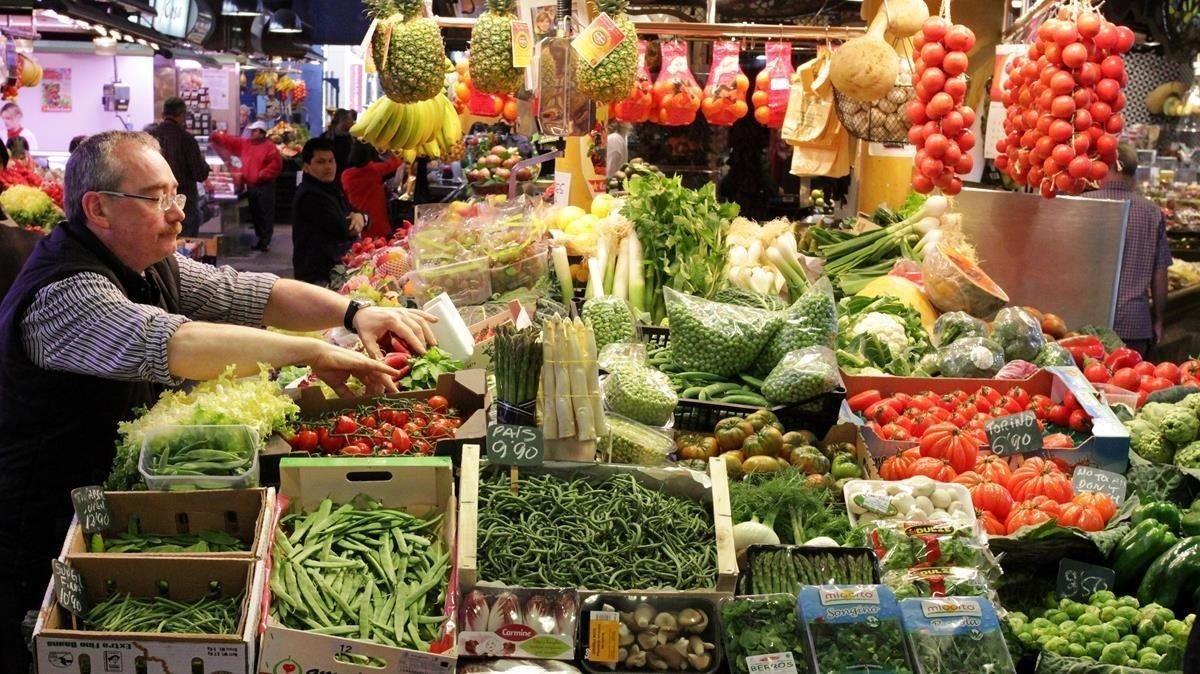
left=343, top=299, right=373, bottom=333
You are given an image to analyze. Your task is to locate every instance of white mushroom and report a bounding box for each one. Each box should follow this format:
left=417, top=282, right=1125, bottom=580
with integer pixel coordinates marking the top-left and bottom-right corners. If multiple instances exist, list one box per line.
left=634, top=604, right=656, bottom=628
left=687, top=653, right=713, bottom=670
left=619, top=623, right=635, bottom=647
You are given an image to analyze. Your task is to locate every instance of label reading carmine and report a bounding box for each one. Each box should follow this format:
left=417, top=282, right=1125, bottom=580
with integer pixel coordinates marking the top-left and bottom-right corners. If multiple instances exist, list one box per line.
left=746, top=652, right=798, bottom=674
left=498, top=623, right=536, bottom=641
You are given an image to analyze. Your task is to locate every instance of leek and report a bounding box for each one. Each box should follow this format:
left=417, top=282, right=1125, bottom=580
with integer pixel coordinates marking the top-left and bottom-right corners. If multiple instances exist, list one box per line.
left=541, top=321, right=559, bottom=439
left=551, top=319, right=575, bottom=439
left=627, top=231, right=646, bottom=315
left=551, top=245, right=574, bottom=306
left=612, top=236, right=629, bottom=301
left=582, top=320, right=606, bottom=437
left=818, top=195, right=949, bottom=277
left=585, top=257, right=604, bottom=299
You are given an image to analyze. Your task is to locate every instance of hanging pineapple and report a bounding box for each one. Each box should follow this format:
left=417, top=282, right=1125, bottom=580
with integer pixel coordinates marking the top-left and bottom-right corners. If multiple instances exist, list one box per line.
left=368, top=0, right=448, bottom=103
left=469, top=0, right=525, bottom=94
left=575, top=0, right=638, bottom=103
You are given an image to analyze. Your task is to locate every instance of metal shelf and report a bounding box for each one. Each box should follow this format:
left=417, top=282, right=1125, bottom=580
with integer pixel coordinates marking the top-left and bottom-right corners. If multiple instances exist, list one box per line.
left=434, top=16, right=865, bottom=41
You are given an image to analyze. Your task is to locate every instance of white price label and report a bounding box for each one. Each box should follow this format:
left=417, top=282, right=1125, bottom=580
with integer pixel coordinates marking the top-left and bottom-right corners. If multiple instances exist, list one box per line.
left=746, top=652, right=798, bottom=674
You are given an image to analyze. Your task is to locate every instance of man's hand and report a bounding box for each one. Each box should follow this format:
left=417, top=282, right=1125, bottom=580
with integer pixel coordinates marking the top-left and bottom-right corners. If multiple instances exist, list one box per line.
left=310, top=342, right=401, bottom=397
left=354, top=306, right=438, bottom=359
left=348, top=213, right=366, bottom=234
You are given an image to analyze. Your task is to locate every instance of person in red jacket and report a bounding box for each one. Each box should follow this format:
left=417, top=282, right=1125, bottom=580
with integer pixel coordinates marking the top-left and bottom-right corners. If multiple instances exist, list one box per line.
left=341, top=141, right=403, bottom=240
left=211, top=120, right=283, bottom=251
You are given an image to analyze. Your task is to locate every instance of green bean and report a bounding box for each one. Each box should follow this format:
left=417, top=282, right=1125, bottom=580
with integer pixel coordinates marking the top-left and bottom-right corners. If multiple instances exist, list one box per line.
left=85, top=592, right=241, bottom=634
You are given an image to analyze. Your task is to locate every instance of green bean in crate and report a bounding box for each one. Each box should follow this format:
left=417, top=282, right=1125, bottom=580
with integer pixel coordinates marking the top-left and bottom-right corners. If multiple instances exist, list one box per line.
left=476, top=470, right=717, bottom=590
left=140, top=424, right=258, bottom=489
left=269, top=496, right=450, bottom=650
left=86, top=591, right=242, bottom=634
left=90, top=529, right=246, bottom=553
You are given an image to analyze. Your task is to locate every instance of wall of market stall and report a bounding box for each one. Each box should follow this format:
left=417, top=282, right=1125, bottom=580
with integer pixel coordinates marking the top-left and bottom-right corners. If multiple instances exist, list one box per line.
left=14, top=45, right=154, bottom=152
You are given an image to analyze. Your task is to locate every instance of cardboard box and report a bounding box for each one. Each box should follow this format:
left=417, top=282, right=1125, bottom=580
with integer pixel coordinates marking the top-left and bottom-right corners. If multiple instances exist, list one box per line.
left=457, top=444, right=739, bottom=595
left=842, top=366, right=1131, bottom=474
left=62, top=488, right=274, bottom=560
left=257, top=457, right=458, bottom=674
left=34, top=555, right=264, bottom=674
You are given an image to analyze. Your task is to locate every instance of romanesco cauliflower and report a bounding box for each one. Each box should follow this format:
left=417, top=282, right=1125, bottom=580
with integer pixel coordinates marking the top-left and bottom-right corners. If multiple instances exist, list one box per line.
left=1128, top=418, right=1174, bottom=464
left=1139, top=402, right=1177, bottom=429
left=1160, top=409, right=1200, bottom=445
left=1175, top=440, right=1200, bottom=470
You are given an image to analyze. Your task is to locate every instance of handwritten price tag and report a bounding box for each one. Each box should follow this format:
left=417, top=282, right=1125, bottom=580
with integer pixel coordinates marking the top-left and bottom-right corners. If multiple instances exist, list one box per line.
left=52, top=559, right=88, bottom=616
left=1057, top=559, right=1115, bottom=601
left=71, top=485, right=111, bottom=535
left=1071, top=466, right=1127, bottom=506
left=487, top=424, right=544, bottom=466
left=986, top=411, right=1044, bottom=457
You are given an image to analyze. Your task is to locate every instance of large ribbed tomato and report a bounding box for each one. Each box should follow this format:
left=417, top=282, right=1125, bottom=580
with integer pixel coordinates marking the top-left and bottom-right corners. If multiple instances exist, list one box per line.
left=1059, top=501, right=1106, bottom=532
left=978, top=509, right=1007, bottom=536
left=909, top=456, right=958, bottom=481
left=974, top=454, right=1013, bottom=488
left=953, top=470, right=985, bottom=488
left=1009, top=458, right=1074, bottom=503
left=971, top=480, right=1015, bottom=519
left=919, top=422, right=981, bottom=473
left=879, top=452, right=918, bottom=480
left=1072, top=492, right=1116, bottom=522
left=1005, top=496, right=1061, bottom=534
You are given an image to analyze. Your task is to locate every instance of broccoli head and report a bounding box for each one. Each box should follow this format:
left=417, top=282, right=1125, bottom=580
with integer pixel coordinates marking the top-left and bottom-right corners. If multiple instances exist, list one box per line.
left=991, top=307, right=1046, bottom=362
left=1128, top=418, right=1174, bottom=464
left=1175, top=440, right=1200, bottom=470
left=1034, top=342, right=1076, bottom=367
left=1161, top=409, right=1200, bottom=445
left=933, top=311, right=988, bottom=347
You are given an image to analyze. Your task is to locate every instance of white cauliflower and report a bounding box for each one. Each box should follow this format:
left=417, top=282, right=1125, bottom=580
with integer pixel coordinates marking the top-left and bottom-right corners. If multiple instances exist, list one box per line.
left=848, top=312, right=910, bottom=357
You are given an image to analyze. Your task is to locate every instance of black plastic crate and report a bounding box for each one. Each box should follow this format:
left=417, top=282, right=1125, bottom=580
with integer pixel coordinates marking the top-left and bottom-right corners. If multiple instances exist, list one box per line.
left=739, top=545, right=881, bottom=596
left=640, top=325, right=670, bottom=350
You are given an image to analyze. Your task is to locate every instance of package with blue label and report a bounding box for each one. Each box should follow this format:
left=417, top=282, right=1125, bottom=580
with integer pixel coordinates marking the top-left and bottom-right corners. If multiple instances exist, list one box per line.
left=898, top=597, right=1015, bottom=674
left=796, top=585, right=913, bottom=674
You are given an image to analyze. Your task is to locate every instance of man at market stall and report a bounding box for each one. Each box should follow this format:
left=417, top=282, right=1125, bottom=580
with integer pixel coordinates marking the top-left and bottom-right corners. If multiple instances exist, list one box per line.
left=0, top=130, right=438, bottom=671
left=1089, top=142, right=1171, bottom=355
left=293, top=136, right=366, bottom=285
left=211, top=119, right=282, bottom=252
left=150, top=97, right=211, bottom=237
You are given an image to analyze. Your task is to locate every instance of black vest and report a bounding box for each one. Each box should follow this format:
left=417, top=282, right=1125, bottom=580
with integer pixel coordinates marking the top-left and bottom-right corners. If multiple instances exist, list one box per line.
left=0, top=221, right=181, bottom=509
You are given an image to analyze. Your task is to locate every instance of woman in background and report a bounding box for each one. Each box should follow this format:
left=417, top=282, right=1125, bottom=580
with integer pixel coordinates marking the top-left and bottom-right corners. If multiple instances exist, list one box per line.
left=341, top=140, right=403, bottom=240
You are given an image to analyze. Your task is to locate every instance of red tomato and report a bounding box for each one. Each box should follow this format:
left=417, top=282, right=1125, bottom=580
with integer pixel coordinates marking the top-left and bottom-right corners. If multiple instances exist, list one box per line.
left=294, top=430, right=319, bottom=453
left=1137, top=390, right=1149, bottom=408
left=342, top=442, right=372, bottom=456
left=391, top=428, right=412, bottom=452
left=334, top=415, right=359, bottom=435
left=427, top=395, right=450, bottom=412
left=909, top=395, right=936, bottom=412
left=1134, top=361, right=1157, bottom=376
left=360, top=415, right=378, bottom=429
left=1047, top=404, right=1071, bottom=428
left=866, top=401, right=900, bottom=425
left=1030, top=394, right=1053, bottom=411
left=882, top=423, right=911, bottom=441
left=998, top=396, right=1024, bottom=415
left=1181, top=360, right=1200, bottom=378
left=1069, top=409, right=1092, bottom=433
left=928, top=406, right=952, bottom=422
left=1009, top=386, right=1031, bottom=408
left=978, top=386, right=1002, bottom=404
left=1042, top=433, right=1074, bottom=449
left=1110, top=367, right=1140, bottom=391
left=1143, top=377, right=1173, bottom=393
left=414, top=439, right=434, bottom=455
left=320, top=432, right=346, bottom=453
left=849, top=390, right=883, bottom=412
left=427, top=419, right=455, bottom=439
left=403, top=422, right=422, bottom=435
left=1061, top=391, right=1078, bottom=411
left=1083, top=362, right=1110, bottom=383
left=393, top=410, right=410, bottom=426
left=1155, top=362, right=1181, bottom=384
left=974, top=396, right=993, bottom=413
left=893, top=414, right=916, bottom=431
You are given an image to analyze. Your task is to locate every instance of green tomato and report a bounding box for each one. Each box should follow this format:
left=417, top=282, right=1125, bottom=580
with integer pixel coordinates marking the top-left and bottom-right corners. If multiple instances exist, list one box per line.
left=1100, top=643, right=1127, bottom=665
left=1043, top=637, right=1071, bottom=655
left=1067, top=643, right=1087, bottom=658
left=1077, top=613, right=1101, bottom=627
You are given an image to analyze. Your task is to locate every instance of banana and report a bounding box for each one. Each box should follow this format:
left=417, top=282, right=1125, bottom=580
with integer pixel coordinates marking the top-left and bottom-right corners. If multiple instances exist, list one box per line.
left=403, top=149, right=418, bottom=163
left=357, top=99, right=392, bottom=144
left=411, top=98, right=438, bottom=148
left=386, top=103, right=416, bottom=151
left=396, top=103, right=426, bottom=150
left=438, top=96, right=463, bottom=146
left=375, top=103, right=406, bottom=150
left=423, top=139, right=442, bottom=159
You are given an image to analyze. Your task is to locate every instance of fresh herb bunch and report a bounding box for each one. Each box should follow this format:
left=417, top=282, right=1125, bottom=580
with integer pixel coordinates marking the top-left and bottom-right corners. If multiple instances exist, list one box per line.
left=807, top=618, right=912, bottom=673
left=729, top=469, right=854, bottom=545
left=901, top=597, right=1014, bottom=674
left=722, top=595, right=810, bottom=674
left=909, top=630, right=1013, bottom=674
left=400, top=347, right=464, bottom=391
left=885, top=567, right=991, bottom=600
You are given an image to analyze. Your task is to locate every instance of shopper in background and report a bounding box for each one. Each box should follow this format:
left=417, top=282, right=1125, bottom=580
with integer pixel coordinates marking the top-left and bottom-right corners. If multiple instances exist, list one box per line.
left=293, top=137, right=365, bottom=285
left=0, top=131, right=437, bottom=673
left=342, top=140, right=402, bottom=239
left=6, top=135, right=33, bottom=170
left=606, top=121, right=629, bottom=178
left=150, top=97, right=211, bottom=237
left=211, top=120, right=282, bottom=252
left=324, top=108, right=356, bottom=179
left=68, top=134, right=87, bottom=153
left=1089, top=142, right=1171, bottom=356
left=0, top=102, right=36, bottom=151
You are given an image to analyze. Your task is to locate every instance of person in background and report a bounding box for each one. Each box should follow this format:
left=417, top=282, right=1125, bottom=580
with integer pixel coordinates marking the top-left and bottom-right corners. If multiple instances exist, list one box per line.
left=293, top=137, right=365, bottom=285
left=6, top=136, right=33, bottom=171
left=150, top=97, right=211, bottom=237
left=1089, top=142, right=1171, bottom=356
left=211, top=120, right=282, bottom=252
left=342, top=140, right=402, bottom=240
left=324, top=109, right=355, bottom=179
left=0, top=102, right=36, bottom=151
left=68, top=134, right=87, bottom=153
left=606, top=121, right=629, bottom=178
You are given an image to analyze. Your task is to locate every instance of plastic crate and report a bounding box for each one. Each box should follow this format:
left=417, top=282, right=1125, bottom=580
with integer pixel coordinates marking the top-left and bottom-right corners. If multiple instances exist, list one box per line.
left=139, top=425, right=260, bottom=491
left=640, top=325, right=670, bottom=350
left=739, top=545, right=881, bottom=596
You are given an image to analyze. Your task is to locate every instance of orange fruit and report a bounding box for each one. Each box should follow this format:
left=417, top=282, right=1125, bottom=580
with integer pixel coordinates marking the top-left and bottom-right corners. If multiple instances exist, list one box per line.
left=454, top=82, right=471, bottom=100
left=735, top=74, right=750, bottom=92
left=658, top=108, right=670, bottom=124
left=732, top=99, right=748, bottom=119
left=653, top=80, right=672, bottom=98
left=491, top=96, right=504, bottom=115
left=456, top=61, right=469, bottom=76
left=659, top=93, right=675, bottom=110
left=754, top=106, right=771, bottom=125
left=756, top=70, right=770, bottom=88
left=751, top=90, right=768, bottom=107
left=701, top=98, right=717, bottom=117
left=502, top=99, right=518, bottom=122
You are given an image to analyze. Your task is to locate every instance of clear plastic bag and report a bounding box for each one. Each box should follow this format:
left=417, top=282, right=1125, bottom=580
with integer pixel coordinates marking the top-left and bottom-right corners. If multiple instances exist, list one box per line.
left=1034, top=341, right=1075, bottom=367
left=665, top=287, right=782, bottom=379
left=761, top=346, right=840, bottom=406
left=597, top=341, right=647, bottom=373
left=797, top=585, right=910, bottom=674
left=991, top=307, right=1046, bottom=362
left=936, top=337, right=1005, bottom=378
left=866, top=520, right=997, bottom=574
left=582, top=295, right=637, bottom=350
left=755, top=278, right=837, bottom=376
left=602, top=363, right=678, bottom=427
left=932, top=311, right=989, bottom=347
left=601, top=413, right=675, bottom=466
left=884, top=566, right=993, bottom=600
left=900, top=597, right=1016, bottom=674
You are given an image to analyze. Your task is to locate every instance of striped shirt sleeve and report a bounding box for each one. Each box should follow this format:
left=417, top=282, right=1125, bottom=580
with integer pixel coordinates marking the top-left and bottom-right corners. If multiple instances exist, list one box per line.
left=20, top=272, right=189, bottom=385
left=175, top=253, right=278, bottom=326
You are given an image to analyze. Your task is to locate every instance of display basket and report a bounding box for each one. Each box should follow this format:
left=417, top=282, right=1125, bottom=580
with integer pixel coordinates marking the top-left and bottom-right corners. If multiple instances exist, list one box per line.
left=833, top=83, right=915, bottom=144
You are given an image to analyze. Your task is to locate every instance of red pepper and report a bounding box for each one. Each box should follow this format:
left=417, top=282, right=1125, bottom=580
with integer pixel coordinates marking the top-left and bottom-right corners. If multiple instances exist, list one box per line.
left=1057, top=335, right=1106, bottom=368
left=1104, top=347, right=1143, bottom=372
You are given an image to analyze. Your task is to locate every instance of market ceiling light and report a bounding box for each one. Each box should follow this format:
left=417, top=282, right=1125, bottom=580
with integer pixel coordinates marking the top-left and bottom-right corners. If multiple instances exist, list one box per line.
left=176, top=58, right=202, bottom=69
left=268, top=8, right=302, bottom=33
left=222, top=0, right=264, bottom=17
left=93, top=35, right=117, bottom=56
left=13, top=39, right=33, bottom=54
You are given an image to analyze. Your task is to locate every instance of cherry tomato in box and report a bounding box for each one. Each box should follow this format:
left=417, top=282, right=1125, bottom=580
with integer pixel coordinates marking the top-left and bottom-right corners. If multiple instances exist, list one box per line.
left=1068, top=409, right=1092, bottom=433
left=334, top=415, right=359, bottom=435
left=427, top=395, right=449, bottom=412
left=294, top=430, right=318, bottom=453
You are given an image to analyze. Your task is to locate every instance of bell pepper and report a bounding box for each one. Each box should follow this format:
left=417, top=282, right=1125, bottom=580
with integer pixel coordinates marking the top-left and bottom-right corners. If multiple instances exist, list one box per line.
left=1182, top=509, right=1200, bottom=537
left=1132, top=501, right=1183, bottom=533
left=1113, top=520, right=1178, bottom=588
left=1137, top=536, right=1200, bottom=608
left=1104, top=346, right=1144, bottom=372
left=1058, top=335, right=1107, bottom=368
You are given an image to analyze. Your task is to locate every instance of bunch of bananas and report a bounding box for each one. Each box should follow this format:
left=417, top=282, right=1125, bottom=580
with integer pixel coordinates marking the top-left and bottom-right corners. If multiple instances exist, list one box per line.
left=276, top=75, right=296, bottom=94
left=350, top=93, right=463, bottom=161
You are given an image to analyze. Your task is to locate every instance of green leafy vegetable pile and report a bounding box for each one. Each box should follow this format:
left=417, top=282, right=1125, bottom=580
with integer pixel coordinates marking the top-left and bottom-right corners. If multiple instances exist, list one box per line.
left=728, top=469, right=856, bottom=546
left=722, top=594, right=809, bottom=674
left=901, top=597, right=1015, bottom=674
left=836, top=294, right=933, bottom=376
left=798, top=585, right=913, bottom=674
left=400, top=347, right=464, bottom=391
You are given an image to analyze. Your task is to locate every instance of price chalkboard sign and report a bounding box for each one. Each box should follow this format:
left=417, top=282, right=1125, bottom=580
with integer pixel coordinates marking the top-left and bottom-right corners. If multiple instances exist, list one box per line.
left=52, top=559, right=88, bottom=616
left=71, top=485, right=111, bottom=535
left=986, top=411, right=1044, bottom=456
left=1057, top=559, right=1115, bottom=601
left=487, top=424, right=544, bottom=466
left=1072, top=466, right=1127, bottom=506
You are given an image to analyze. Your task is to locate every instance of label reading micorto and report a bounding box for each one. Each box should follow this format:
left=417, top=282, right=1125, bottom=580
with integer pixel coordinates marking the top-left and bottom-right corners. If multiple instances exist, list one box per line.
left=745, top=652, right=798, bottom=674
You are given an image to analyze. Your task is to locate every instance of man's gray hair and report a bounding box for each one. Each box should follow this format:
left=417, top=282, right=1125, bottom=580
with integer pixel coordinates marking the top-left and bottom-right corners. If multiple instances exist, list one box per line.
left=64, top=130, right=160, bottom=227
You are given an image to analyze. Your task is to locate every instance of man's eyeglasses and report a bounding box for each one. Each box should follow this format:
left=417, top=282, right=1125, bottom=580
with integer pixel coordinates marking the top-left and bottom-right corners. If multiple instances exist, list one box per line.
left=98, top=191, right=186, bottom=212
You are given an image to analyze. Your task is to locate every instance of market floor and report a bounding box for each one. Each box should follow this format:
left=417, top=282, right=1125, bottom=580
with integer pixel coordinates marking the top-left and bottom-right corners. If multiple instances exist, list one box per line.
left=218, top=225, right=295, bottom=277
